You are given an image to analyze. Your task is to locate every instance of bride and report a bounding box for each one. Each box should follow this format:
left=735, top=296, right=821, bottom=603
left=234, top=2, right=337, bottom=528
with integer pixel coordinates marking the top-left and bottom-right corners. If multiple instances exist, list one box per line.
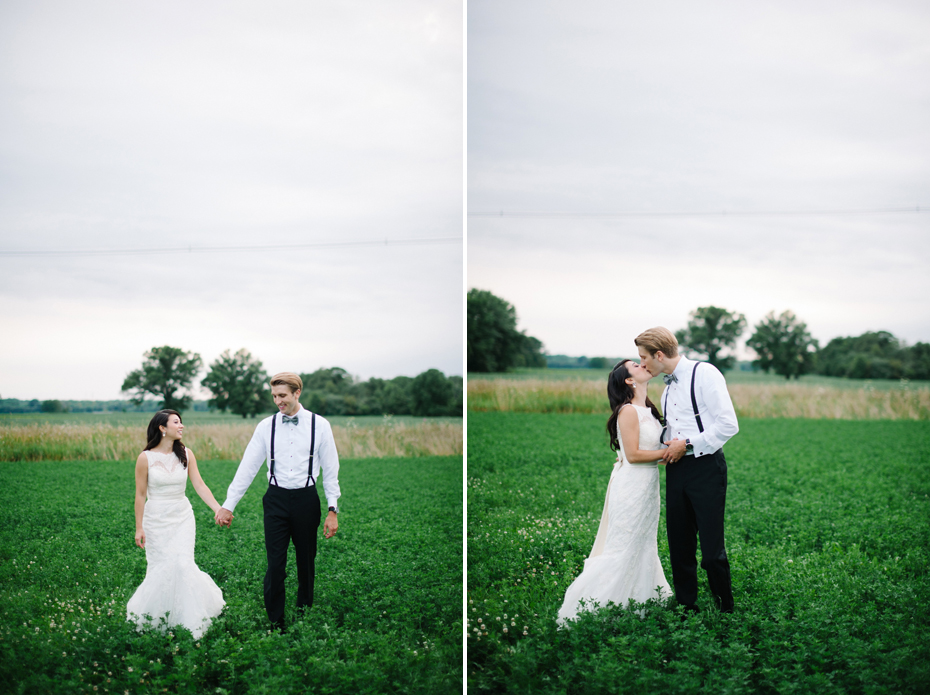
left=127, top=409, right=225, bottom=638
left=558, top=359, right=672, bottom=623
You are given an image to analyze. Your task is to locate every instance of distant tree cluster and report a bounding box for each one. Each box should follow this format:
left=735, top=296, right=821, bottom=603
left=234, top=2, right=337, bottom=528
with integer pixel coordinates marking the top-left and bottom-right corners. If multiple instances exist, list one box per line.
left=298, top=367, right=462, bottom=417
left=546, top=355, right=620, bottom=369
left=467, top=289, right=546, bottom=372
left=118, top=345, right=461, bottom=417
left=816, top=331, right=930, bottom=380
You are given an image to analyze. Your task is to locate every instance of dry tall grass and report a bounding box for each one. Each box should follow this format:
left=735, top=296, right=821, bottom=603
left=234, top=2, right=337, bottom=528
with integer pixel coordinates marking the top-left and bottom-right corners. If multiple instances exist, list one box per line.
left=0, top=419, right=463, bottom=462
left=467, top=378, right=930, bottom=420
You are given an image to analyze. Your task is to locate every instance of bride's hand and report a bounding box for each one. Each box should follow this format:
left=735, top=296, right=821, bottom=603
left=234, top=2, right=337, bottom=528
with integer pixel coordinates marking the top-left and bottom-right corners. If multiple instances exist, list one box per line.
left=135, top=530, right=146, bottom=549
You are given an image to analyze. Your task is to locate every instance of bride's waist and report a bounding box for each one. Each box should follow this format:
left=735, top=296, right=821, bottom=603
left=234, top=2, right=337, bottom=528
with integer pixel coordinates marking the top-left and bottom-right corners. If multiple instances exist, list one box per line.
left=146, top=493, right=189, bottom=501
left=616, top=460, right=659, bottom=468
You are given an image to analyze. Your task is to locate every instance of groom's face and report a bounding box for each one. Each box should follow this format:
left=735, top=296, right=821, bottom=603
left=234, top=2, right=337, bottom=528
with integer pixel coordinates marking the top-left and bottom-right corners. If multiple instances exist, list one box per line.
left=272, top=385, right=301, bottom=416
left=638, top=347, right=662, bottom=376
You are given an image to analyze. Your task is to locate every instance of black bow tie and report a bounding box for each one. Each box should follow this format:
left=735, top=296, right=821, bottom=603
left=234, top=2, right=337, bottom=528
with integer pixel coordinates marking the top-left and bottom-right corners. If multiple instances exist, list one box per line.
left=663, top=373, right=678, bottom=385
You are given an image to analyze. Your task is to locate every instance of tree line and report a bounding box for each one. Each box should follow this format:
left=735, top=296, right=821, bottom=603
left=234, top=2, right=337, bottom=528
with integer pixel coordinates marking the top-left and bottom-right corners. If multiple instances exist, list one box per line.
left=467, top=290, right=930, bottom=381
left=119, top=346, right=462, bottom=417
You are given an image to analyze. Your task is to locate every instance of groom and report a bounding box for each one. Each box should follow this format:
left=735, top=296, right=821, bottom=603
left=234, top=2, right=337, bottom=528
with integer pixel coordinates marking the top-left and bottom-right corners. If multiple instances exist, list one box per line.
left=215, top=372, right=341, bottom=630
left=635, top=327, right=738, bottom=613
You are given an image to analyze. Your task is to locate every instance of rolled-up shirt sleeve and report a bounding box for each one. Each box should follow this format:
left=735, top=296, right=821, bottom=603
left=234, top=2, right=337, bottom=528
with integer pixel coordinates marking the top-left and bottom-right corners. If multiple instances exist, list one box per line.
left=317, top=419, right=341, bottom=510
left=690, top=367, right=739, bottom=456
left=221, top=422, right=269, bottom=513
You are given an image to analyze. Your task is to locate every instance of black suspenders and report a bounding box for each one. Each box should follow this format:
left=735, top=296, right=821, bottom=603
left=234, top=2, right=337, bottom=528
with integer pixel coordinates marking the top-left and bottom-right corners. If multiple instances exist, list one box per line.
left=269, top=412, right=317, bottom=488
left=662, top=362, right=704, bottom=434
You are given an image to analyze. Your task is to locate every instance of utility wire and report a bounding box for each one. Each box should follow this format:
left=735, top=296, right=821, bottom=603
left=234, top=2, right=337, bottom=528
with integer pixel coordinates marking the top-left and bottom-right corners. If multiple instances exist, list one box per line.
left=0, top=236, right=462, bottom=258
left=468, top=206, right=928, bottom=219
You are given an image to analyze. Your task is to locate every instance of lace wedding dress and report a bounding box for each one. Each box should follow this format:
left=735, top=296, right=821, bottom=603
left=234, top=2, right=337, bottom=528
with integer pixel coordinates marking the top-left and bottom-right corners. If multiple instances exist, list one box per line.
left=558, top=404, right=672, bottom=623
left=126, top=450, right=224, bottom=638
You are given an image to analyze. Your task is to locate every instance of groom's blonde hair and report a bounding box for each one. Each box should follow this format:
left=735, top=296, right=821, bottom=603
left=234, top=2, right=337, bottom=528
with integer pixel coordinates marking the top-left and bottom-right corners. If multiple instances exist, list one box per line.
left=270, top=372, right=303, bottom=393
left=635, top=327, right=679, bottom=357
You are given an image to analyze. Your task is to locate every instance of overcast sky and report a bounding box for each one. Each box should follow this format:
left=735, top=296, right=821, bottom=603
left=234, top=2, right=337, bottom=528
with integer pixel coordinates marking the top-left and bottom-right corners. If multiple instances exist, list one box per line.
left=468, top=0, right=930, bottom=361
left=0, top=0, right=463, bottom=400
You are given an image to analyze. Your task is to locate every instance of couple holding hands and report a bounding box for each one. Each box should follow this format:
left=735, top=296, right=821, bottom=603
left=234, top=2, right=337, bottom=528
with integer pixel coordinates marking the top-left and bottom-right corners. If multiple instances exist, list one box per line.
left=128, top=372, right=340, bottom=637
left=559, top=327, right=739, bottom=622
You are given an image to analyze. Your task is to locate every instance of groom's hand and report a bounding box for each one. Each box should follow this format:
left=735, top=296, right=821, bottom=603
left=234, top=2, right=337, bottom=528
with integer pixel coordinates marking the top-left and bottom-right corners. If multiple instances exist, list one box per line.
left=663, top=439, right=687, bottom=463
left=323, top=511, right=338, bottom=539
left=215, top=508, right=234, bottom=527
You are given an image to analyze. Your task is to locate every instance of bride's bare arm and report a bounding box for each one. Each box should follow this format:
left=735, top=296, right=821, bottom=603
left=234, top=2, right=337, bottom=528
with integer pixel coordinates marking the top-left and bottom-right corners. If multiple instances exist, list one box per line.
left=618, top=406, right=665, bottom=464
left=134, top=453, right=148, bottom=548
left=186, top=449, right=222, bottom=515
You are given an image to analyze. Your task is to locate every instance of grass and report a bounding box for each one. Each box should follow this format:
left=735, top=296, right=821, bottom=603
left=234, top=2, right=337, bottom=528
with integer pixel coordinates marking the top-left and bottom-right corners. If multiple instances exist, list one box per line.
left=468, top=368, right=930, bottom=390
left=0, top=455, right=462, bottom=694
left=0, top=417, right=463, bottom=461
left=467, top=412, right=930, bottom=694
left=467, top=377, right=930, bottom=419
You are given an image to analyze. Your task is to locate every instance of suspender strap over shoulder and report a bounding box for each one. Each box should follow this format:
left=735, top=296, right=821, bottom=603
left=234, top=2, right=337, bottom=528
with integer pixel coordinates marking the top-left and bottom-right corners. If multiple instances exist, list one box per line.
left=269, top=413, right=279, bottom=487
left=306, top=413, right=316, bottom=488
left=269, top=412, right=316, bottom=488
left=690, top=362, right=704, bottom=433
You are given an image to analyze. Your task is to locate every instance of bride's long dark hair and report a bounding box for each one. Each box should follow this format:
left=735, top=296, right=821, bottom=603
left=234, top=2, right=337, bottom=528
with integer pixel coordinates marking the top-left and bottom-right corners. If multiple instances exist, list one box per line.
left=606, top=360, right=664, bottom=452
left=144, top=409, right=188, bottom=468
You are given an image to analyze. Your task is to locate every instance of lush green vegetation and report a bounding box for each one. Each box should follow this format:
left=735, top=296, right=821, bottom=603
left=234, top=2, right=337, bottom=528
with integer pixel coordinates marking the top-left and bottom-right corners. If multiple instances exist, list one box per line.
left=0, top=455, right=462, bottom=694
left=467, top=289, right=546, bottom=372
left=467, top=412, right=930, bottom=693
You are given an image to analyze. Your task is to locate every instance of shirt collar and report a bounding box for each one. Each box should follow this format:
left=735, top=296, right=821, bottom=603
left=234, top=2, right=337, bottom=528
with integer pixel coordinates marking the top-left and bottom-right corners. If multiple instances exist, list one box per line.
left=671, top=355, right=693, bottom=379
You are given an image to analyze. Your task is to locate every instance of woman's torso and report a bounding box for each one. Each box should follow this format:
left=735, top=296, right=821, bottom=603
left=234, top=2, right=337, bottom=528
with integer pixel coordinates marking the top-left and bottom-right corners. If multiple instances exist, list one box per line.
left=144, top=449, right=189, bottom=500
left=616, top=404, right=663, bottom=467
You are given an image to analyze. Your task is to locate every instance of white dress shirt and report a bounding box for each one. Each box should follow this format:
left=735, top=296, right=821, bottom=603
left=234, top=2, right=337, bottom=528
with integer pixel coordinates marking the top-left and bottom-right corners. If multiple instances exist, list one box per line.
left=221, top=406, right=341, bottom=513
left=661, top=356, right=739, bottom=457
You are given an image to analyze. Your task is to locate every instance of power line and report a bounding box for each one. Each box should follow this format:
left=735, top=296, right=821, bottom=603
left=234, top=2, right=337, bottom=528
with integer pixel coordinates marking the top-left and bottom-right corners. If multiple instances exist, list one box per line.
left=468, top=206, right=928, bottom=219
left=0, top=236, right=462, bottom=258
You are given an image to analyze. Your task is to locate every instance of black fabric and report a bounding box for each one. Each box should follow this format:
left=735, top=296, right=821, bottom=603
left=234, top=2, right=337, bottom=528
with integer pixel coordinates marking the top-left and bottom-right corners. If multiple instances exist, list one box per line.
left=262, top=484, right=321, bottom=626
left=665, top=449, right=733, bottom=611
left=689, top=362, right=703, bottom=432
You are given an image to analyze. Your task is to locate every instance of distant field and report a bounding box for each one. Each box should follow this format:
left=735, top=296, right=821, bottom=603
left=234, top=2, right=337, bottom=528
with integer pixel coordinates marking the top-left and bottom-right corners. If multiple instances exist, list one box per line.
left=0, top=411, right=462, bottom=427
left=0, top=415, right=463, bottom=461
left=468, top=371, right=930, bottom=420
left=468, top=368, right=930, bottom=390
left=467, top=412, right=930, bottom=693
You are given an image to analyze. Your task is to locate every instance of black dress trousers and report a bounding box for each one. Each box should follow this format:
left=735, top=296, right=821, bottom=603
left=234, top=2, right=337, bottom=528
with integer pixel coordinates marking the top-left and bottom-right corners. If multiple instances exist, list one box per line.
left=262, top=484, right=321, bottom=626
left=665, top=449, right=734, bottom=611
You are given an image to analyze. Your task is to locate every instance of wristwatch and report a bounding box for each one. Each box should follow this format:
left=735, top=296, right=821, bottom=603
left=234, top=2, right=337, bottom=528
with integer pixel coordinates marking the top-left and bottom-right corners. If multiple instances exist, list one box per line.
left=685, top=438, right=693, bottom=453
left=328, top=506, right=338, bottom=514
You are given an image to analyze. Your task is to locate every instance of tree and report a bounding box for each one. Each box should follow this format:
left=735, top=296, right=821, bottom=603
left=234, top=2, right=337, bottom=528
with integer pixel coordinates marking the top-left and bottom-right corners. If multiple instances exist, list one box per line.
left=122, top=346, right=203, bottom=410
left=467, top=289, right=545, bottom=372
left=410, top=368, right=456, bottom=416
left=41, top=399, right=67, bottom=413
left=675, top=306, right=746, bottom=371
left=201, top=349, right=270, bottom=418
left=746, top=311, right=818, bottom=379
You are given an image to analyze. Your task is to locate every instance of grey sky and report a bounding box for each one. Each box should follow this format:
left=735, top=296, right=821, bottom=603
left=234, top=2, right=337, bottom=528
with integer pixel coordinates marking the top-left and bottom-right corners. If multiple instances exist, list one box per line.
left=0, top=0, right=463, bottom=400
left=468, top=0, right=930, bottom=361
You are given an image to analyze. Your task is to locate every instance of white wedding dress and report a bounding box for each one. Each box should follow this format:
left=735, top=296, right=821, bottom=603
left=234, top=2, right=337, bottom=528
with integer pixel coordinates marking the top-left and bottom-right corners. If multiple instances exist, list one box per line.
left=126, top=449, right=224, bottom=639
left=558, top=404, right=672, bottom=623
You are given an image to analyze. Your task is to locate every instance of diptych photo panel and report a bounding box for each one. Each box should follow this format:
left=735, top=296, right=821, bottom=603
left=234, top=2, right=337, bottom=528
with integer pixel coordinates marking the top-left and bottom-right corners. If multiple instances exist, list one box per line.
left=0, top=1, right=464, bottom=693
left=466, top=1, right=930, bottom=693
left=2, top=0, right=930, bottom=693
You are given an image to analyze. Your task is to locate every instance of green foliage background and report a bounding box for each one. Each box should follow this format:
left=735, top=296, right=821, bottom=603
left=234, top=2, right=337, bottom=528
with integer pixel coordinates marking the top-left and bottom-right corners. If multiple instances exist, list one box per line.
left=467, top=412, right=930, bottom=693
left=0, top=455, right=462, bottom=694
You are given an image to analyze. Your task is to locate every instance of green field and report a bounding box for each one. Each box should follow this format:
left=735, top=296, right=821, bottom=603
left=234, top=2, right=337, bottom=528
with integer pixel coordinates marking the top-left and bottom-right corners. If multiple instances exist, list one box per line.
left=467, top=368, right=930, bottom=390
left=467, top=412, right=930, bottom=693
left=0, top=455, right=462, bottom=694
